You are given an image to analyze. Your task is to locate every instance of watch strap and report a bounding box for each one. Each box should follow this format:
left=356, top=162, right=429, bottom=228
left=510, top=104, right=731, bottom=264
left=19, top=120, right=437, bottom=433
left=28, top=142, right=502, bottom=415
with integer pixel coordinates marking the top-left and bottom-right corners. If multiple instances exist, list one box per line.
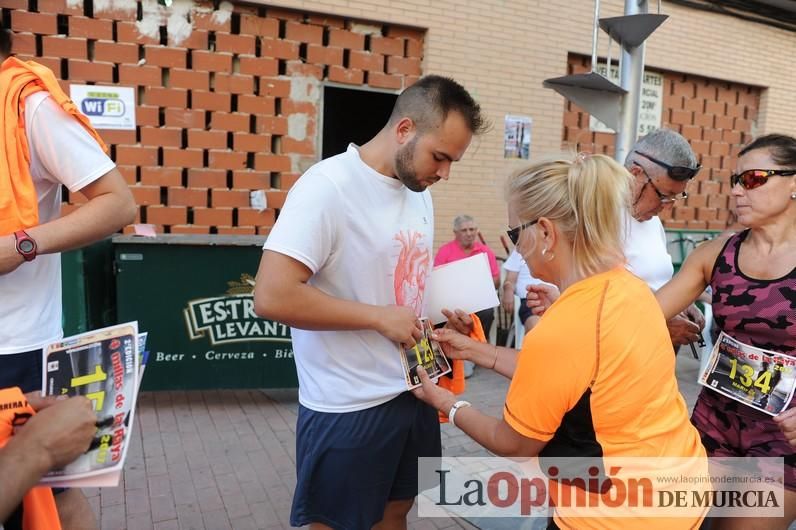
left=13, top=230, right=37, bottom=261
left=448, top=400, right=471, bottom=428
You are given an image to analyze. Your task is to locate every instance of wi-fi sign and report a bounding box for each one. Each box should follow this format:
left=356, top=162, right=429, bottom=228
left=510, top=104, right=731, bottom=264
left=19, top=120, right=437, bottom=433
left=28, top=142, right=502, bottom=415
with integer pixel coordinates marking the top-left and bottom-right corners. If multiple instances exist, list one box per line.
left=81, top=98, right=126, bottom=117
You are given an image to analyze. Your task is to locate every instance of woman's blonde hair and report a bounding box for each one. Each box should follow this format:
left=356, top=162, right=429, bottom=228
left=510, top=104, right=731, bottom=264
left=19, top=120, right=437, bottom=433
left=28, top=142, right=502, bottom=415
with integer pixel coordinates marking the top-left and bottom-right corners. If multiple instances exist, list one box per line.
left=506, top=153, right=632, bottom=279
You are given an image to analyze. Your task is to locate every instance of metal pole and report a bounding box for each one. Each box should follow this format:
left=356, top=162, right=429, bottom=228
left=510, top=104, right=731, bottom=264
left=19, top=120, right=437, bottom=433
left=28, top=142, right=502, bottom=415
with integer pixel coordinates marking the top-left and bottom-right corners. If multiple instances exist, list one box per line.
left=591, top=0, right=600, bottom=71
left=615, top=0, right=647, bottom=163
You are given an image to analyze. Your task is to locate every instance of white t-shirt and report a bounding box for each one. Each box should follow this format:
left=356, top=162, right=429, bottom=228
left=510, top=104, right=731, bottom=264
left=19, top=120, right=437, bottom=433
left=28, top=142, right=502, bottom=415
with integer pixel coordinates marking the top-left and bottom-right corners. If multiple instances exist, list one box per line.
left=502, top=249, right=549, bottom=298
left=623, top=214, right=674, bottom=291
left=263, top=145, right=434, bottom=413
left=0, top=92, right=115, bottom=355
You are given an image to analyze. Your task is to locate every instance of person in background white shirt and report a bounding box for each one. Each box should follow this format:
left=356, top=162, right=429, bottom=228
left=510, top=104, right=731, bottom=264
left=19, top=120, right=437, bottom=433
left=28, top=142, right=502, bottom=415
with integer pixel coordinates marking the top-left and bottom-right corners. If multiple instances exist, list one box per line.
left=623, top=128, right=706, bottom=347
left=501, top=249, right=552, bottom=333
left=254, top=76, right=487, bottom=530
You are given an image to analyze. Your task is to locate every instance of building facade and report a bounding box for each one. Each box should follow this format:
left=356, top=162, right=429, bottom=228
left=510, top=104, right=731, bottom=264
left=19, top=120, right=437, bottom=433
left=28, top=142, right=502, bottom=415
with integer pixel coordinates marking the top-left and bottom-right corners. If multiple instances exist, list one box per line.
left=3, top=0, right=794, bottom=254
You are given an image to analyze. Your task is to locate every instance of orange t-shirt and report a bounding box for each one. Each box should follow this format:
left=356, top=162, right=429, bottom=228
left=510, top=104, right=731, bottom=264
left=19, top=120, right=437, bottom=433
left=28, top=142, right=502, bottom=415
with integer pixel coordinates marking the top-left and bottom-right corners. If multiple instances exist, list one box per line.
left=504, top=268, right=706, bottom=529
left=0, top=56, right=108, bottom=234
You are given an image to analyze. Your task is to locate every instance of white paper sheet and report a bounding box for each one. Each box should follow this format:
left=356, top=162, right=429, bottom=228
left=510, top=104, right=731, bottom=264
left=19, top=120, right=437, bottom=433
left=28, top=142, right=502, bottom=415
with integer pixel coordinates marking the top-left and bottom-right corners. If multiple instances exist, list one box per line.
left=425, top=253, right=499, bottom=325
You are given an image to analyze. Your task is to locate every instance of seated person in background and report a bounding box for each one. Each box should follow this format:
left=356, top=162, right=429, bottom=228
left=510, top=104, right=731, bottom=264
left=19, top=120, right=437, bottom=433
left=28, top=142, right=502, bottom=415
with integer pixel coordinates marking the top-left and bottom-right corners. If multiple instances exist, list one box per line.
left=435, top=214, right=500, bottom=377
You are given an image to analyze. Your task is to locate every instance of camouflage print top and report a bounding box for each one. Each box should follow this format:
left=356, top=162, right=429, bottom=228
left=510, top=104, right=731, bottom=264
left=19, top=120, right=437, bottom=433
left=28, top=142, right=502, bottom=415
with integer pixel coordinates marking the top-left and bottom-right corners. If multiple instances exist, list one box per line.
left=711, top=229, right=796, bottom=356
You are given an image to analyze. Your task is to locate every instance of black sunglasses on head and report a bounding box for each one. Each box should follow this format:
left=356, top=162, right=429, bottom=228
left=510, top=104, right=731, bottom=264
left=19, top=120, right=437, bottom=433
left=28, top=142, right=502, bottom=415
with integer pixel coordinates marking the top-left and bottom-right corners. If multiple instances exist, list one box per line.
left=730, top=169, right=796, bottom=190
left=506, top=219, right=538, bottom=245
left=634, top=151, right=701, bottom=181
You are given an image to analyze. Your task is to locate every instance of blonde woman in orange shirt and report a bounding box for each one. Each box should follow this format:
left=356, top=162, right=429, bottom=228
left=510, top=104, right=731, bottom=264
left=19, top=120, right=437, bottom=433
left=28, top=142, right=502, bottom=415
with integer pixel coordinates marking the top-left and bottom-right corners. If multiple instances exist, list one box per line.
left=413, top=153, right=707, bottom=529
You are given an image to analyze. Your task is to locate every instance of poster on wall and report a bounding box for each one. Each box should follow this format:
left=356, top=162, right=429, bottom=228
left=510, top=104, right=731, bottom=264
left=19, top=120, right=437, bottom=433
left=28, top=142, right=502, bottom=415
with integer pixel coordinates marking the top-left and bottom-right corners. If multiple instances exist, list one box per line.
left=504, top=115, right=532, bottom=159
left=589, top=63, right=664, bottom=136
left=70, top=85, right=136, bottom=130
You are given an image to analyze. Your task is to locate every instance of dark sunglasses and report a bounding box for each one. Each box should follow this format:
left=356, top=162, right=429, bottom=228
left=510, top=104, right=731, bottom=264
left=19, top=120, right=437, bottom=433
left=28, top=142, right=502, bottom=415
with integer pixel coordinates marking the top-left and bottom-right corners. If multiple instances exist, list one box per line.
left=634, top=151, right=701, bottom=181
left=506, top=219, right=538, bottom=245
left=730, top=169, right=796, bottom=190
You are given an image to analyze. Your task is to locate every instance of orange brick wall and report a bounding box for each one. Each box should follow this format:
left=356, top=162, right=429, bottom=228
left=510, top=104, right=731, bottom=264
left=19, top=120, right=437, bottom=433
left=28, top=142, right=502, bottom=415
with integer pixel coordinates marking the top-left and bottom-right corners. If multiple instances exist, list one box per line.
left=2, top=0, right=423, bottom=235
left=4, top=0, right=793, bottom=252
left=249, top=0, right=795, bottom=255
left=564, top=55, right=761, bottom=231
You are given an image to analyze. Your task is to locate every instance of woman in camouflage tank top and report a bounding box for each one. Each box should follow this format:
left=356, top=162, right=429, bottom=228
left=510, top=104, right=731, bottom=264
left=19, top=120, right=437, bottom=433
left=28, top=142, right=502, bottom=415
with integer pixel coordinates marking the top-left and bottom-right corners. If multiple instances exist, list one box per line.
left=657, top=134, right=796, bottom=530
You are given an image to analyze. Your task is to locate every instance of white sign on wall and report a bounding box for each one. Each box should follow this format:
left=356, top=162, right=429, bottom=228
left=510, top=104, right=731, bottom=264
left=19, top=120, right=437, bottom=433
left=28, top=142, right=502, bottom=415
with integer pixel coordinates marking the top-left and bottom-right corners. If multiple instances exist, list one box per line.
left=589, top=63, right=664, bottom=136
left=70, top=85, right=136, bottom=130
left=504, top=115, right=532, bottom=159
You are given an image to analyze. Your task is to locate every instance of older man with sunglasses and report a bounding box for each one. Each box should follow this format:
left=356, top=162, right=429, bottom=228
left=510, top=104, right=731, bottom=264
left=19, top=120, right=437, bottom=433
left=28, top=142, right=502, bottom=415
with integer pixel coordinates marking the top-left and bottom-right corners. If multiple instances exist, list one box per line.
left=624, top=128, right=705, bottom=349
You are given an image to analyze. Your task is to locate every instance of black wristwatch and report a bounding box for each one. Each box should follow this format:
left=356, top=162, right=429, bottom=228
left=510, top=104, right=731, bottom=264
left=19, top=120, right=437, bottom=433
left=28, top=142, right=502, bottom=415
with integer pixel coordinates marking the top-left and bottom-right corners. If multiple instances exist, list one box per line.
left=13, top=230, right=37, bottom=262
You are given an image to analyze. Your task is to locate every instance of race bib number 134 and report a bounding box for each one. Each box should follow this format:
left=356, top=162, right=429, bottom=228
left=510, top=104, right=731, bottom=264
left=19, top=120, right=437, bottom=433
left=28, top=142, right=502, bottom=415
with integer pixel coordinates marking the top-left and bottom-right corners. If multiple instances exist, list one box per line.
left=699, top=332, right=796, bottom=416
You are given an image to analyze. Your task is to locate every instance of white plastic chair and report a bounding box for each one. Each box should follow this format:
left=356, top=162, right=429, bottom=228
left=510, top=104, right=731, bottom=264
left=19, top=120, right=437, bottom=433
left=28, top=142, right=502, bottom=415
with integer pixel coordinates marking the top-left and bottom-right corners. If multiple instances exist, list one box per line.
left=503, top=294, right=525, bottom=349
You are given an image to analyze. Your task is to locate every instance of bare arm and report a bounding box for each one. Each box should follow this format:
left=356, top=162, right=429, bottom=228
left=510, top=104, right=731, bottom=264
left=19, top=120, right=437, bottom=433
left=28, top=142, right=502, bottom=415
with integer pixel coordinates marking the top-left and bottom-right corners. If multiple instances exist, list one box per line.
left=433, top=328, right=518, bottom=379
left=0, top=168, right=136, bottom=274
left=449, top=405, right=547, bottom=457
left=0, top=397, right=95, bottom=522
left=253, top=250, right=422, bottom=344
left=501, top=270, right=519, bottom=313
left=412, top=367, right=546, bottom=457
left=656, top=236, right=727, bottom=320
left=31, top=168, right=136, bottom=254
left=0, top=434, right=52, bottom=522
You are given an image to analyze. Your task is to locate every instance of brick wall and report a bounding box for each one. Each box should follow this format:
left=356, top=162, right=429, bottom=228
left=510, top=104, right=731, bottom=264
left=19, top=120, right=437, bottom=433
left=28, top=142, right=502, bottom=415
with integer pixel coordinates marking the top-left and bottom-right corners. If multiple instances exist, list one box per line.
left=3, top=0, right=794, bottom=251
left=2, top=0, right=423, bottom=235
left=564, top=55, right=761, bottom=231
left=251, top=0, right=796, bottom=254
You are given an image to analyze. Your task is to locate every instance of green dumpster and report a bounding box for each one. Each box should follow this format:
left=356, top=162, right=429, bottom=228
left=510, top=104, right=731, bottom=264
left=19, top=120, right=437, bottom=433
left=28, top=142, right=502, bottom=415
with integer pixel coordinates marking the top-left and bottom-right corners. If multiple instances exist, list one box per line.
left=61, top=238, right=116, bottom=336
left=113, top=234, right=297, bottom=391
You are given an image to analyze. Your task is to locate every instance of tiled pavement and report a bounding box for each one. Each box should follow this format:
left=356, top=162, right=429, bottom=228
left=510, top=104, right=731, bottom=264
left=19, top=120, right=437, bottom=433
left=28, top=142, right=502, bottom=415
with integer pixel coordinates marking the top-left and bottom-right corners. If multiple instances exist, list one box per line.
left=86, top=351, right=703, bottom=529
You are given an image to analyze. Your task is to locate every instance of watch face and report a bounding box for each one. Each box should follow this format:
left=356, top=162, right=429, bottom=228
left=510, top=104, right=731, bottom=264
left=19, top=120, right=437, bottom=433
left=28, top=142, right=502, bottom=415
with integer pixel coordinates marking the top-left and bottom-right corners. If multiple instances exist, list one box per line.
left=19, top=239, right=35, bottom=253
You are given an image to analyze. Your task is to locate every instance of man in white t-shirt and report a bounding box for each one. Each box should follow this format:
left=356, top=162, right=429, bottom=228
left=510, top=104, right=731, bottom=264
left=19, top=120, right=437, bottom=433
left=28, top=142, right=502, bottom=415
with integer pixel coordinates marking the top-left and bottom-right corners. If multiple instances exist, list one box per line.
left=624, top=128, right=705, bottom=346
left=0, top=26, right=136, bottom=530
left=254, top=75, right=486, bottom=529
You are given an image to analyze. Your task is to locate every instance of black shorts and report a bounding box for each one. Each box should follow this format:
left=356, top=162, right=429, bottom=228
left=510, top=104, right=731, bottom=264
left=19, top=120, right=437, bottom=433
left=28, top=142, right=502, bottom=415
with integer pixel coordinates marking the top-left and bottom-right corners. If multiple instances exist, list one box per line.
left=290, top=392, right=441, bottom=529
left=518, top=298, right=533, bottom=326
left=0, top=349, right=43, bottom=393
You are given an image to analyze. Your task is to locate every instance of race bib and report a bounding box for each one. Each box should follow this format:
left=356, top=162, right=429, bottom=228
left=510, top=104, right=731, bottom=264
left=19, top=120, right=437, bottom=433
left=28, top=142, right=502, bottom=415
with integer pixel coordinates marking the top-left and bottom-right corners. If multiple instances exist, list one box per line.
left=699, top=331, right=796, bottom=416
